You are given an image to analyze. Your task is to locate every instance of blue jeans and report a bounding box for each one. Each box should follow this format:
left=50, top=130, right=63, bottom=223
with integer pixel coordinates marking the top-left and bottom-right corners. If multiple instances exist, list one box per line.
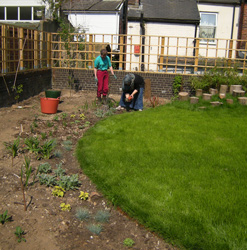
left=119, top=87, right=144, bottom=110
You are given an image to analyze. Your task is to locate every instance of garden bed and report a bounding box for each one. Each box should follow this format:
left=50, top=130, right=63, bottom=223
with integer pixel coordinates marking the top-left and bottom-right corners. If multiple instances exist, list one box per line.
left=0, top=90, right=175, bottom=250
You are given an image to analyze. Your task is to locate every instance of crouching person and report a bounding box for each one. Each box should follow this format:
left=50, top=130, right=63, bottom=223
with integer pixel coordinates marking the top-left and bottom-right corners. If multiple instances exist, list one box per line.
left=116, top=73, right=145, bottom=111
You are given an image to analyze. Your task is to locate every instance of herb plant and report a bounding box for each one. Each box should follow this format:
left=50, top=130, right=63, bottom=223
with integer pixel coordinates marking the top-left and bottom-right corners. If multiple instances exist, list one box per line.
left=38, top=162, right=52, bottom=174
left=57, top=174, right=81, bottom=190
left=75, top=208, right=90, bottom=221
left=86, top=224, right=103, bottom=235
left=60, top=203, right=71, bottom=211
left=123, top=238, right=135, bottom=247
left=95, top=210, right=110, bottom=223
left=4, top=136, right=20, bottom=168
left=52, top=186, right=65, bottom=197
left=79, top=191, right=89, bottom=200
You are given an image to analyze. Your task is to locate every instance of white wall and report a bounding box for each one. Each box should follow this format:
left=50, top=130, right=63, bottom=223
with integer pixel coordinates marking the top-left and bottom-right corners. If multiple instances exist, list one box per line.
left=197, top=3, right=240, bottom=57
left=126, top=22, right=196, bottom=71
left=68, top=13, right=120, bottom=49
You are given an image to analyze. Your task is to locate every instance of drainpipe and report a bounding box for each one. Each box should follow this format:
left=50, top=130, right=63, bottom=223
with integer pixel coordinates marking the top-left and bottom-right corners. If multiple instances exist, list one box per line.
left=193, top=23, right=198, bottom=57
left=140, top=11, right=145, bottom=71
left=231, top=5, right=236, bottom=39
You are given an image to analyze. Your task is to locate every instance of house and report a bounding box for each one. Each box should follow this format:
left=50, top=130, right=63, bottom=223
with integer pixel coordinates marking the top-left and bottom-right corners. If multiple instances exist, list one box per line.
left=126, top=0, right=242, bottom=71
left=61, top=0, right=128, bottom=50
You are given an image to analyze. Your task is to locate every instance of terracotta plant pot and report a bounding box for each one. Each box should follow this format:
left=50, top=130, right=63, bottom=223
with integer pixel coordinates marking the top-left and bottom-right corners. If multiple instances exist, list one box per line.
left=40, top=97, right=59, bottom=114
left=45, top=90, right=61, bottom=99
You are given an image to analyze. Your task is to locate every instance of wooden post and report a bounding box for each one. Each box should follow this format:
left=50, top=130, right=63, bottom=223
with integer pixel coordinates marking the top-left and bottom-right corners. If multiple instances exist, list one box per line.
left=119, top=35, right=124, bottom=70
left=88, top=34, right=93, bottom=69
left=159, top=36, right=165, bottom=71
left=19, top=28, right=24, bottom=70
left=1, top=24, right=7, bottom=73
left=34, top=30, right=38, bottom=69
left=228, top=39, right=233, bottom=67
left=144, top=78, right=151, bottom=99
left=194, top=38, right=199, bottom=73
left=47, top=32, right=51, bottom=67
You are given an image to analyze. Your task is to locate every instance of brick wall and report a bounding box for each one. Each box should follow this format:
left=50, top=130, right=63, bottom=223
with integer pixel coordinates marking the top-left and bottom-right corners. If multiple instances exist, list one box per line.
left=52, top=69, right=193, bottom=99
left=0, top=69, right=52, bottom=107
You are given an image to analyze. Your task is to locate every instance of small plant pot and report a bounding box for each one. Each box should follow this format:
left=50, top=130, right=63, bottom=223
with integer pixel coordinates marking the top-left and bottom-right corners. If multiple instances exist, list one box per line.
left=45, top=90, right=61, bottom=99
left=40, top=97, right=59, bottom=114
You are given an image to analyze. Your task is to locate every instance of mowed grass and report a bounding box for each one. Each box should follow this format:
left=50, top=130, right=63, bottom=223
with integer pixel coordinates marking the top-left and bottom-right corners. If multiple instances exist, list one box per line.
left=76, top=103, right=247, bottom=250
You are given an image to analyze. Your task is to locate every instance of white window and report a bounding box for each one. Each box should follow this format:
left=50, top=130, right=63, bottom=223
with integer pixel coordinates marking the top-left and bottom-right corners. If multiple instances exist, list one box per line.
left=0, top=6, right=43, bottom=21
left=199, top=12, right=217, bottom=43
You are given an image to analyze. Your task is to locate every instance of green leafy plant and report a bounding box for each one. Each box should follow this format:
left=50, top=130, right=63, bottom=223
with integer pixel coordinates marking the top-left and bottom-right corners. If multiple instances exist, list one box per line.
left=75, top=208, right=90, bottom=221
left=52, top=186, right=65, bottom=197
left=60, top=203, right=71, bottom=211
left=79, top=191, right=89, bottom=200
left=95, top=210, right=110, bottom=223
left=12, top=84, right=23, bottom=103
left=53, top=115, right=59, bottom=121
left=173, top=75, right=182, bottom=97
left=4, top=137, right=20, bottom=167
left=54, top=163, right=66, bottom=177
left=61, top=113, right=68, bottom=120
left=39, top=139, right=56, bottom=159
left=14, top=226, right=26, bottom=243
left=57, top=174, right=81, bottom=190
left=0, top=210, right=12, bottom=224
left=24, top=136, right=40, bottom=154
left=123, top=238, right=135, bottom=247
left=86, top=224, right=103, bottom=235
left=46, top=121, right=54, bottom=127
left=40, top=132, right=47, bottom=140
left=38, top=162, right=52, bottom=174
left=38, top=174, right=56, bottom=187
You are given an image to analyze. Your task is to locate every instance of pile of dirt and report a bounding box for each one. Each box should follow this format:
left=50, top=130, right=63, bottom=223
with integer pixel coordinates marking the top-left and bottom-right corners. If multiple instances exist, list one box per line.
left=0, top=90, right=176, bottom=250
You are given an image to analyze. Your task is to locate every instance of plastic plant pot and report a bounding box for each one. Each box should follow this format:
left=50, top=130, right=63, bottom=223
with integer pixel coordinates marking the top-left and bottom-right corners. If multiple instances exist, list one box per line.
left=40, top=97, right=60, bottom=114
left=45, top=90, right=61, bottom=99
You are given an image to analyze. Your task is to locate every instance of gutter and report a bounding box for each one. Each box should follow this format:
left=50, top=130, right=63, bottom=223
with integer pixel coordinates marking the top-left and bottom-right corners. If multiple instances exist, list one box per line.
left=231, top=4, right=236, bottom=39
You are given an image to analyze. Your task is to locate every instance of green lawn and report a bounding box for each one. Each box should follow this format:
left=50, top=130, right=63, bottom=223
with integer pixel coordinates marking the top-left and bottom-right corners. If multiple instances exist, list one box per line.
left=76, top=102, right=247, bottom=250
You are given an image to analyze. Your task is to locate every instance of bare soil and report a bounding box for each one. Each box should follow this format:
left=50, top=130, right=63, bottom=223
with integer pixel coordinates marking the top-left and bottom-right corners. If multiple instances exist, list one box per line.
left=0, top=90, right=178, bottom=250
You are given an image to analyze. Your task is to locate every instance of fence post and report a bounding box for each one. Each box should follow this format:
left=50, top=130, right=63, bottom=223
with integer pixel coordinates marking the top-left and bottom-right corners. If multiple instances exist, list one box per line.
left=119, top=35, right=124, bottom=70
left=88, top=34, right=93, bottom=69
left=34, top=30, right=38, bottom=69
left=159, top=37, right=165, bottom=71
left=194, top=38, right=199, bottom=73
left=47, top=32, right=51, bottom=67
left=19, top=28, right=24, bottom=70
left=1, top=25, right=7, bottom=73
left=228, top=39, right=233, bottom=67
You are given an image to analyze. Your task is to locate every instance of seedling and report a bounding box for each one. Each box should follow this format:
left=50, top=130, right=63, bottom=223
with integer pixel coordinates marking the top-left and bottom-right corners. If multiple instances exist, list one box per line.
left=123, top=238, right=135, bottom=247
left=95, top=210, right=110, bottom=223
left=60, top=203, right=71, bottom=211
left=4, top=136, right=20, bottom=168
left=52, top=186, right=65, bottom=197
left=80, top=113, right=85, bottom=120
left=79, top=191, right=89, bottom=200
left=86, top=224, right=103, bottom=235
left=53, top=115, right=59, bottom=121
left=14, top=226, right=26, bottom=243
left=0, top=210, right=12, bottom=224
left=40, top=132, right=47, bottom=140
left=61, top=113, right=68, bottom=119
left=20, top=156, right=32, bottom=211
left=75, top=208, right=90, bottom=221
left=46, top=121, right=54, bottom=127
left=54, top=150, right=62, bottom=158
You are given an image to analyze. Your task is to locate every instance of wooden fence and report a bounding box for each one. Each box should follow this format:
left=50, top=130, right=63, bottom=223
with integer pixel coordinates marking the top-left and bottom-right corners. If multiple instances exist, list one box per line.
left=1, top=23, right=247, bottom=75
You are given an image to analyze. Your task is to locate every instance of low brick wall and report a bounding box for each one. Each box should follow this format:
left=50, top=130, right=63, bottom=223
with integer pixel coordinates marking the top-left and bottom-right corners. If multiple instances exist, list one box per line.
left=0, top=69, right=52, bottom=107
left=52, top=69, right=192, bottom=99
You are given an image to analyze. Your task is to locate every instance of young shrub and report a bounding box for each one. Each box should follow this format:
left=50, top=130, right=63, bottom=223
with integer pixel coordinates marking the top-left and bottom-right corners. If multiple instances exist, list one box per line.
left=123, top=238, right=135, bottom=247
left=95, top=210, right=111, bottom=223
left=79, top=191, right=89, bottom=200
left=75, top=208, right=90, bottom=221
left=38, top=162, right=52, bottom=174
left=86, top=224, right=103, bottom=235
left=54, top=163, right=66, bottom=177
left=38, top=174, right=56, bottom=187
left=60, top=203, right=71, bottom=211
left=52, top=186, right=65, bottom=197
left=57, top=174, right=81, bottom=190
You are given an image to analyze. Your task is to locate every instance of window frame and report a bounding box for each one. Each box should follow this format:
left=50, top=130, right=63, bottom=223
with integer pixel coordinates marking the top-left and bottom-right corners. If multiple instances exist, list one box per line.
left=199, top=12, right=218, bottom=44
left=0, top=6, right=43, bottom=22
